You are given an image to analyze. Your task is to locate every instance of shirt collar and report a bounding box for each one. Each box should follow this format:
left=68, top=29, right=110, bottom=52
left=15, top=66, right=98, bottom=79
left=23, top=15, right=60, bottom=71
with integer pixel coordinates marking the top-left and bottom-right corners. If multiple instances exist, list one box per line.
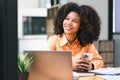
left=60, top=33, right=68, bottom=46
left=59, top=33, right=78, bottom=46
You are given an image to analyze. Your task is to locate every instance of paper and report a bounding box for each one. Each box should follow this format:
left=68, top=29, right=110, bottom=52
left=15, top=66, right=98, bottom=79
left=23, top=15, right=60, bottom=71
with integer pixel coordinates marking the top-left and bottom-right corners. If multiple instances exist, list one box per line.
left=73, top=71, right=95, bottom=80
left=89, top=67, right=120, bottom=75
left=98, top=75, right=120, bottom=80
left=73, top=71, right=95, bottom=76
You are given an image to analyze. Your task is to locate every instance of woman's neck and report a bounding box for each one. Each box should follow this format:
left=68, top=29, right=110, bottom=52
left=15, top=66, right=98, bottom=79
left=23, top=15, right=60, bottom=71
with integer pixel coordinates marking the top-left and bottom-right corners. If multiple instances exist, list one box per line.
left=65, top=33, right=77, bottom=44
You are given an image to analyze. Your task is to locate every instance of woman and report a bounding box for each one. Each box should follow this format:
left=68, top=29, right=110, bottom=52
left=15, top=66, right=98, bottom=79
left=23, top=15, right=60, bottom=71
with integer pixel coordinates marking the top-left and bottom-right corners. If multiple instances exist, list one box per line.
left=47, top=2, right=104, bottom=72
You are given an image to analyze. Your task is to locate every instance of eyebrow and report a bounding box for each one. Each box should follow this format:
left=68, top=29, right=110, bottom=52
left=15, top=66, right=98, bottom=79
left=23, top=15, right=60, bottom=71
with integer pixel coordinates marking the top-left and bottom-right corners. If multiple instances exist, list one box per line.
left=74, top=19, right=80, bottom=21
left=66, top=16, right=80, bottom=21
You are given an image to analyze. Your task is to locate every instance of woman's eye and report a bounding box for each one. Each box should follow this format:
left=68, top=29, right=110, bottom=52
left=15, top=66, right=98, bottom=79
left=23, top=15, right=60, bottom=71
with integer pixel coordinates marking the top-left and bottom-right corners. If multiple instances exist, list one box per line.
left=72, top=20, right=79, bottom=23
left=65, top=17, right=69, bottom=20
left=64, top=17, right=80, bottom=23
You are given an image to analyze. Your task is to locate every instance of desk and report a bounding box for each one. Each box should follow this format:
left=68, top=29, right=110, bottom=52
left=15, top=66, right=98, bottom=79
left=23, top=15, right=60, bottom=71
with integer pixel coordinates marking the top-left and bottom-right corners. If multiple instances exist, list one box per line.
left=78, top=75, right=104, bottom=80
left=78, top=75, right=120, bottom=80
left=78, top=67, right=120, bottom=80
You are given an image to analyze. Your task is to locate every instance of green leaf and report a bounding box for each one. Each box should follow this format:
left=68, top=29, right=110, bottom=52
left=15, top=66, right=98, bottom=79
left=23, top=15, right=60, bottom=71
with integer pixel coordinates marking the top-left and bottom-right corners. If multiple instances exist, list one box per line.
left=17, top=53, right=33, bottom=73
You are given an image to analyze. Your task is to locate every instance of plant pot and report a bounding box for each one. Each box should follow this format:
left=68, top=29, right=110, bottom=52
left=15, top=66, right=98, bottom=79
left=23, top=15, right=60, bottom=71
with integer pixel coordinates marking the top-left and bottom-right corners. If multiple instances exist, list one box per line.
left=19, top=72, right=29, bottom=80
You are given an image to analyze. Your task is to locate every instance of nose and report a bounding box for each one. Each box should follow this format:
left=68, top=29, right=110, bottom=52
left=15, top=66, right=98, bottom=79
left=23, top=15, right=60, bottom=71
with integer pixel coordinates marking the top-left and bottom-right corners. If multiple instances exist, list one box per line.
left=66, top=19, right=73, bottom=25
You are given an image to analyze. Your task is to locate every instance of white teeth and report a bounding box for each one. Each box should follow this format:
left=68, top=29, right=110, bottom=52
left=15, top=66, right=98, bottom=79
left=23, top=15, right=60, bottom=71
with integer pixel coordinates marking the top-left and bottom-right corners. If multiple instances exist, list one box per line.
left=66, top=26, right=72, bottom=29
left=65, top=27, right=73, bottom=31
left=66, top=27, right=72, bottom=30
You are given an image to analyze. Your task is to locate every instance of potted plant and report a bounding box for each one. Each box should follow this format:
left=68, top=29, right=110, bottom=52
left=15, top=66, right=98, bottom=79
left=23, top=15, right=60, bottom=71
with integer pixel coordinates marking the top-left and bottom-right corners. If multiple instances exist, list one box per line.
left=17, top=53, right=33, bottom=80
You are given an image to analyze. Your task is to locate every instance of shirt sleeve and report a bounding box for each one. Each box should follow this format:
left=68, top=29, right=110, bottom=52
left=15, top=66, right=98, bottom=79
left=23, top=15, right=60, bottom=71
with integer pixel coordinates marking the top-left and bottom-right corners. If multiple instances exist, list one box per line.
left=87, top=44, right=104, bottom=69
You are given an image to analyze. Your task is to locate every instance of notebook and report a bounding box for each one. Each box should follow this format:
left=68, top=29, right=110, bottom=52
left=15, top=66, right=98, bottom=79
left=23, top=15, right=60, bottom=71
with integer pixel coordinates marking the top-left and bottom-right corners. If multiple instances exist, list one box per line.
left=24, top=50, right=73, bottom=80
left=89, top=67, right=120, bottom=75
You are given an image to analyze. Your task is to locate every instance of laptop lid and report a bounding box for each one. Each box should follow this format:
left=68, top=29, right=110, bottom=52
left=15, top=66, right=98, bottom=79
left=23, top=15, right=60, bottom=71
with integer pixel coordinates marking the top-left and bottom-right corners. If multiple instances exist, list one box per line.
left=24, top=50, right=73, bottom=80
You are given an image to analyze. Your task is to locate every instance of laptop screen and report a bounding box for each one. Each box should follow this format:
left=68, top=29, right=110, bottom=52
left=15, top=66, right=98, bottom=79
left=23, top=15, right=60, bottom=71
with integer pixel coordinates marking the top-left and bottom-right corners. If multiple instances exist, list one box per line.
left=24, top=50, right=73, bottom=80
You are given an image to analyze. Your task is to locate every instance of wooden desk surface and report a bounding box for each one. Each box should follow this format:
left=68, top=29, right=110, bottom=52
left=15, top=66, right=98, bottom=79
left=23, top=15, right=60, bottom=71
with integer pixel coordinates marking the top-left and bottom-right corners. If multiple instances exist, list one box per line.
left=78, top=75, right=120, bottom=80
left=78, top=67, right=120, bottom=80
left=78, top=75, right=105, bottom=80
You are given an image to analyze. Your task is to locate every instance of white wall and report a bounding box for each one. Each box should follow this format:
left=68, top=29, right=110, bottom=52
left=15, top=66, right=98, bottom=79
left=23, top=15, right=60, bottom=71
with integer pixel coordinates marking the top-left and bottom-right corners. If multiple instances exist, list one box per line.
left=114, top=0, right=120, bottom=33
left=19, top=36, right=48, bottom=53
left=68, top=0, right=108, bottom=40
left=18, top=0, right=39, bottom=9
left=18, top=0, right=48, bottom=53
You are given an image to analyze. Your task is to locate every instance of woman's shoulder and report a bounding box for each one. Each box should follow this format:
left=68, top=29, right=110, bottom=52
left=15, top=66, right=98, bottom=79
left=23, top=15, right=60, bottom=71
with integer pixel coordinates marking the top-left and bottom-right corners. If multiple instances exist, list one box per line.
left=84, top=43, right=95, bottom=48
left=48, top=34, right=61, bottom=39
left=85, top=43, right=97, bottom=50
left=48, top=34, right=62, bottom=41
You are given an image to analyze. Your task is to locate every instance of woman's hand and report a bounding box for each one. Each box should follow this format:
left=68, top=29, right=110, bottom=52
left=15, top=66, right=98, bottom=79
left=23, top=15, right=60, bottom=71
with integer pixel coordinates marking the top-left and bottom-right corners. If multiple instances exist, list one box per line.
left=72, top=56, right=81, bottom=71
left=72, top=57, right=93, bottom=72
left=78, top=58, right=93, bottom=72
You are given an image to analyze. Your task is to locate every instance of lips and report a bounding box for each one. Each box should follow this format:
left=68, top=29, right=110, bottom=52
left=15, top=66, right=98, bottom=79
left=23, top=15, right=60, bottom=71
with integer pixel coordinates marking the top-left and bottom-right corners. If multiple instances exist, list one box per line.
left=64, top=26, right=73, bottom=31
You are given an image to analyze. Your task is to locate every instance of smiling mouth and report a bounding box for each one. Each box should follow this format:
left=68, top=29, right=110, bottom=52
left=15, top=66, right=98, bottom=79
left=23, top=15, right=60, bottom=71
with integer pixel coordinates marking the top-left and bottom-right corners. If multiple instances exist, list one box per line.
left=65, top=26, right=73, bottom=31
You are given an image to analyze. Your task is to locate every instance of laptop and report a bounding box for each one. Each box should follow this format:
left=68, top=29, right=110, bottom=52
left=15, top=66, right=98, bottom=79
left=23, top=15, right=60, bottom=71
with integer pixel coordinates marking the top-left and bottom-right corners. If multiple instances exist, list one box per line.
left=24, top=50, right=73, bottom=80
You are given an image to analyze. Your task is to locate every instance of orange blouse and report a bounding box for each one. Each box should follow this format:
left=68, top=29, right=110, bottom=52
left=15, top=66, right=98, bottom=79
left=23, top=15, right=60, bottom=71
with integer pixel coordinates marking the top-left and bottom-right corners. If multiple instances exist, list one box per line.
left=47, top=34, right=104, bottom=69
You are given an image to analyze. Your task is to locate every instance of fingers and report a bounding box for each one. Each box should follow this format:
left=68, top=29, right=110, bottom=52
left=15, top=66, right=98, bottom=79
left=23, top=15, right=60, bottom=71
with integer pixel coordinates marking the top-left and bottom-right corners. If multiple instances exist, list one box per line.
left=72, top=56, right=93, bottom=72
left=73, top=63, right=88, bottom=72
left=73, top=59, right=92, bottom=72
left=79, top=63, right=90, bottom=70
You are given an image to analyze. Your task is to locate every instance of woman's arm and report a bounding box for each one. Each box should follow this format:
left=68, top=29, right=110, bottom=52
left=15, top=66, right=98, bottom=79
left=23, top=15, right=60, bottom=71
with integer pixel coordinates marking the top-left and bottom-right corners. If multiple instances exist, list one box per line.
left=87, top=44, right=104, bottom=69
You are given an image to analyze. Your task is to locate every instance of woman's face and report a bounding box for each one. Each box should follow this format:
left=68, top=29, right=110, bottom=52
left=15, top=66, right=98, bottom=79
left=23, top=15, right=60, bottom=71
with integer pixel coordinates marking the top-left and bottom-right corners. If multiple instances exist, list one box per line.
left=63, top=11, right=80, bottom=35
